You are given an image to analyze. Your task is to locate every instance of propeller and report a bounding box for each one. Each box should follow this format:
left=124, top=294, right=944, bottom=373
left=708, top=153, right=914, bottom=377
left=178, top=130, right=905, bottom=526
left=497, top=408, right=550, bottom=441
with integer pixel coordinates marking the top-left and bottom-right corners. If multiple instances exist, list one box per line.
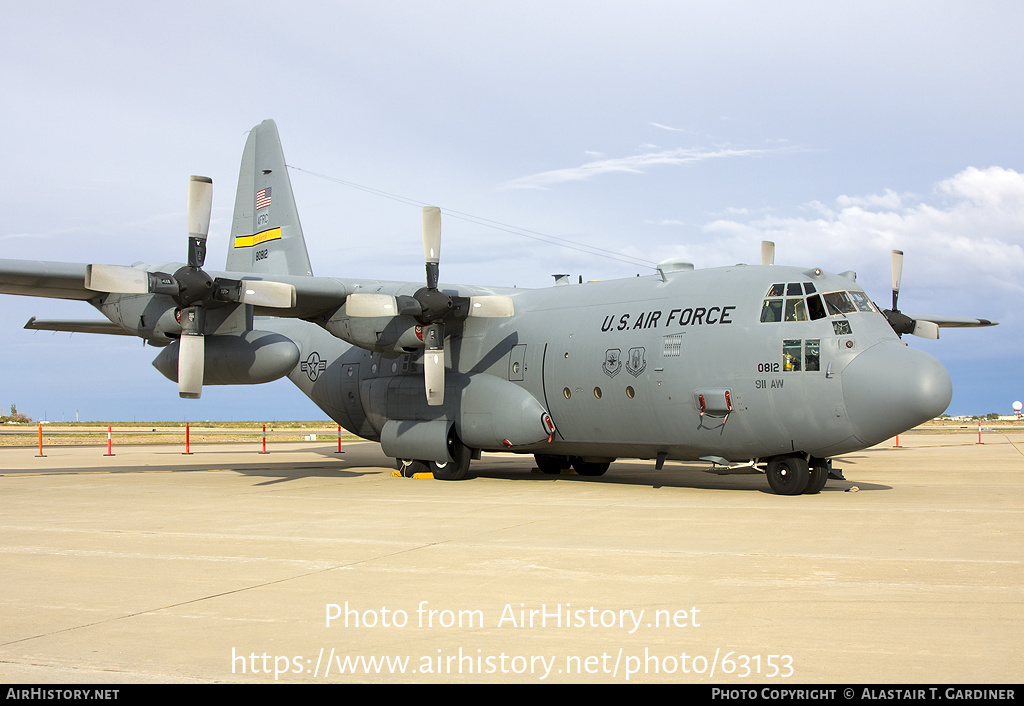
left=891, top=248, right=903, bottom=312
left=881, top=249, right=939, bottom=339
left=419, top=207, right=446, bottom=406
left=85, top=176, right=296, bottom=398
left=346, top=206, right=515, bottom=406
left=761, top=241, right=775, bottom=266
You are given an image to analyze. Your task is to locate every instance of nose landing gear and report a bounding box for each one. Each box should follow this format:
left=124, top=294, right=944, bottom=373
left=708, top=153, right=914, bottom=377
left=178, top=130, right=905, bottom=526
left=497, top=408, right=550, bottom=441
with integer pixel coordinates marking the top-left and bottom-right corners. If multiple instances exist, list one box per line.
left=765, top=455, right=831, bottom=495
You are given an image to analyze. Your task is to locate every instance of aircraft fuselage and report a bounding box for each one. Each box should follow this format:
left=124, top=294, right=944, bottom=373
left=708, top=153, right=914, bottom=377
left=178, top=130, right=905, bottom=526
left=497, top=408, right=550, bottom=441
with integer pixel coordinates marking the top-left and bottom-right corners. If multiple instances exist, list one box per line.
left=276, top=263, right=952, bottom=468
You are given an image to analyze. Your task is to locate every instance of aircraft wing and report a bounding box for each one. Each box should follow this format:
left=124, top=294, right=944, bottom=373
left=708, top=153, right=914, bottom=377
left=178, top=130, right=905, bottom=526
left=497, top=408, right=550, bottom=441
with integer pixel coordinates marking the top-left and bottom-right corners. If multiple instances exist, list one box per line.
left=904, top=314, right=998, bottom=328
left=0, top=259, right=351, bottom=320
left=0, top=260, right=94, bottom=301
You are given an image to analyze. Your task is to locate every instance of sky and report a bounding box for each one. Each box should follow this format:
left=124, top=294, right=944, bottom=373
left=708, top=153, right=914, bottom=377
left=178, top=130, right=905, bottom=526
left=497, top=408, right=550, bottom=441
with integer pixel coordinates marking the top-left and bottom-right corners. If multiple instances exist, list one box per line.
left=2, top=1, right=1022, bottom=422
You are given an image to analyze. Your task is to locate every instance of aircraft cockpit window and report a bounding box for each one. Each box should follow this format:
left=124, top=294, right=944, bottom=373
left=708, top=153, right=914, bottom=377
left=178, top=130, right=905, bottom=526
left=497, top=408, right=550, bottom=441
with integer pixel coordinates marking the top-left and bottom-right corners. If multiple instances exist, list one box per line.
left=783, top=339, right=802, bottom=371
left=783, top=338, right=821, bottom=372
left=850, top=291, right=876, bottom=313
left=760, top=299, right=783, bottom=322
left=807, top=294, right=826, bottom=320
left=832, top=320, right=853, bottom=335
left=761, top=282, right=823, bottom=323
left=762, top=283, right=853, bottom=324
left=784, top=298, right=807, bottom=322
left=823, top=291, right=857, bottom=315
left=805, top=339, right=820, bottom=371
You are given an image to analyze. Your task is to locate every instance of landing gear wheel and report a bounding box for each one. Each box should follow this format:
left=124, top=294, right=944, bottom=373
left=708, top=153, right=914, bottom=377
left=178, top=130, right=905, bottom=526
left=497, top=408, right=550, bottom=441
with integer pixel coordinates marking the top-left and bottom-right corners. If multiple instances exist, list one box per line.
left=571, top=457, right=611, bottom=477
left=766, top=456, right=810, bottom=495
left=535, top=454, right=571, bottom=474
left=427, top=431, right=472, bottom=481
left=804, top=458, right=829, bottom=494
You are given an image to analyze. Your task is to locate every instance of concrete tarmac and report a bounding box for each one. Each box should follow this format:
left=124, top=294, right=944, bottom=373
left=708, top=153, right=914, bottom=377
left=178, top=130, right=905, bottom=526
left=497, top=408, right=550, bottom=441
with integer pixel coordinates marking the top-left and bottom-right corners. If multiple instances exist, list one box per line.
left=1, top=430, right=1021, bottom=684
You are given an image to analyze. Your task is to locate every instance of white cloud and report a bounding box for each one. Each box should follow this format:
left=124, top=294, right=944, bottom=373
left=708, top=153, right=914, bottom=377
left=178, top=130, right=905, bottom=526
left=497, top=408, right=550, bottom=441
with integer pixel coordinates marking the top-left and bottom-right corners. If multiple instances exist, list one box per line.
left=696, top=167, right=1024, bottom=297
left=835, top=188, right=904, bottom=210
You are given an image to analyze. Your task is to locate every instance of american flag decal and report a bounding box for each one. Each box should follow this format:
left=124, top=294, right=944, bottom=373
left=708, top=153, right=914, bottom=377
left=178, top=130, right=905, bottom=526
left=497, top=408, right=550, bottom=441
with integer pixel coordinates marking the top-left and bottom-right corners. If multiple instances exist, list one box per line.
left=255, top=187, right=272, bottom=210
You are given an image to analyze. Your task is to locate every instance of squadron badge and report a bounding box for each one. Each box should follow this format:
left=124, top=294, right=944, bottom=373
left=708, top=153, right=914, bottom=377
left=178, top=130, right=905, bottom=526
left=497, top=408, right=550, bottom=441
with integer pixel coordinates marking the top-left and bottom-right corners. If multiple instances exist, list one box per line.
left=602, top=349, right=622, bottom=378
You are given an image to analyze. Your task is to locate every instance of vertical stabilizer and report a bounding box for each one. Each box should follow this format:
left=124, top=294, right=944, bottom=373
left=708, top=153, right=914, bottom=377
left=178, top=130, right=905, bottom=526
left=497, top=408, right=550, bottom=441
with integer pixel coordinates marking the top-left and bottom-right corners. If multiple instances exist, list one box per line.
left=226, top=120, right=314, bottom=277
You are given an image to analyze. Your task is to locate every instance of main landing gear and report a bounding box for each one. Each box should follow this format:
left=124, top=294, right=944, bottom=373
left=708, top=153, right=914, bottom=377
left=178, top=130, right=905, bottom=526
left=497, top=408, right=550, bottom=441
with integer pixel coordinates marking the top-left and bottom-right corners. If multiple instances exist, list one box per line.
left=396, top=432, right=472, bottom=480
left=764, top=455, right=830, bottom=495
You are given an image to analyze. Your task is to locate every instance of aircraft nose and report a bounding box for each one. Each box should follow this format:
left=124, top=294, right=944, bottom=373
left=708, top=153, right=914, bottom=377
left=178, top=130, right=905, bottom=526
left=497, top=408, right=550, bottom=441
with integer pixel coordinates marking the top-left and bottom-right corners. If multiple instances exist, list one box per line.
left=842, top=342, right=952, bottom=446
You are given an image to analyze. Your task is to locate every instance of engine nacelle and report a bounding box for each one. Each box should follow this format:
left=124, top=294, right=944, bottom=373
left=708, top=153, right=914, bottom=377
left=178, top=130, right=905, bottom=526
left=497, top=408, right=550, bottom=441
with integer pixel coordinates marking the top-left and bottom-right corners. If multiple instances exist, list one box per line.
left=98, top=292, right=181, bottom=344
left=325, top=313, right=425, bottom=358
left=152, top=330, right=300, bottom=385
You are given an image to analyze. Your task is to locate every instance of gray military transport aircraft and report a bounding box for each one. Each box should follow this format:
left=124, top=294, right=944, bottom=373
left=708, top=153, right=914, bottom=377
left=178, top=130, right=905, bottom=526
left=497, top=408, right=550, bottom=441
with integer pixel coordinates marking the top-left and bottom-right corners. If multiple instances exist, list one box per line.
left=0, top=120, right=997, bottom=494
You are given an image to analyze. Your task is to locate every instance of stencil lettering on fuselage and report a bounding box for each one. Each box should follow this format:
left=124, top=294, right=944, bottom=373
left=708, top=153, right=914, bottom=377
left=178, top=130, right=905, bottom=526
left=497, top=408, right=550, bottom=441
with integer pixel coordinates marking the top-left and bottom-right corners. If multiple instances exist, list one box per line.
left=601, top=306, right=737, bottom=332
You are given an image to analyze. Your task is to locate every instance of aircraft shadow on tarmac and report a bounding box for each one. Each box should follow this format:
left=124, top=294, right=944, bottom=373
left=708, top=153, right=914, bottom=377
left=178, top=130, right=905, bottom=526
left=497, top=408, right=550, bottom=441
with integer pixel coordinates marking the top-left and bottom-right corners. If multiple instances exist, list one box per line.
left=8, top=443, right=889, bottom=492
left=469, top=466, right=890, bottom=494
left=300, top=445, right=891, bottom=493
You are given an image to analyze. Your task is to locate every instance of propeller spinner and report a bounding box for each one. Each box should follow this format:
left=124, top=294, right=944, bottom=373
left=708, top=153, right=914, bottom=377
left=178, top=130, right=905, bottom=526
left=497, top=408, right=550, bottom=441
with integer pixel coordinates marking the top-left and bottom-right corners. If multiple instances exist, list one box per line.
left=346, top=206, right=515, bottom=406
left=84, top=176, right=296, bottom=398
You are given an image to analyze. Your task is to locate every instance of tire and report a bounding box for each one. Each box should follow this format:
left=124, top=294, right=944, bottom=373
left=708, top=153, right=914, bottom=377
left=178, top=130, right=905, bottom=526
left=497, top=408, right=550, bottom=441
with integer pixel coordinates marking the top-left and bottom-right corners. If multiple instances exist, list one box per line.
left=804, top=458, right=829, bottom=494
left=571, top=457, right=611, bottom=477
left=427, top=431, right=472, bottom=481
left=535, top=454, right=571, bottom=474
left=765, top=456, right=810, bottom=495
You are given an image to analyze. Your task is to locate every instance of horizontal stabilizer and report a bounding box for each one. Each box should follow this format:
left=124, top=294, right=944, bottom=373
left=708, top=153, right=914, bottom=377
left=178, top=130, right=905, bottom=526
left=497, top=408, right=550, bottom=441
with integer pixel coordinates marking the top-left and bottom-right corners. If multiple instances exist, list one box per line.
left=24, top=317, right=132, bottom=336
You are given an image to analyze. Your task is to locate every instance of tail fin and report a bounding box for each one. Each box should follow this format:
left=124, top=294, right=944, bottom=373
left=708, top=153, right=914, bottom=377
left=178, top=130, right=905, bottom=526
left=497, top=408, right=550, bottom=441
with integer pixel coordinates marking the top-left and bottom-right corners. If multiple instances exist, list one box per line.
left=226, top=120, right=314, bottom=277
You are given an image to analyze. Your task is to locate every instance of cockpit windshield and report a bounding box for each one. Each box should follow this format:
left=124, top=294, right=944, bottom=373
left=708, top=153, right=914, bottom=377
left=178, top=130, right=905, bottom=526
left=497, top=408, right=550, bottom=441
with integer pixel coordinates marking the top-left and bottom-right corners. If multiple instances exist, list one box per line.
left=760, top=283, right=878, bottom=324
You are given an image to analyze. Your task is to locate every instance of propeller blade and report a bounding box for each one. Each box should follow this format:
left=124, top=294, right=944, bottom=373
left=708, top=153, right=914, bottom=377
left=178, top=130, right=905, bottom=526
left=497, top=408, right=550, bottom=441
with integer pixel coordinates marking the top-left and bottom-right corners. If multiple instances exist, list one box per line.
left=912, top=320, right=940, bottom=339
left=467, top=295, right=515, bottom=318
left=177, top=305, right=206, bottom=398
left=211, top=278, right=296, bottom=308
left=237, top=280, right=296, bottom=308
left=177, top=333, right=205, bottom=399
left=346, top=293, right=399, bottom=317
left=187, top=175, right=214, bottom=268
left=85, top=264, right=151, bottom=294
left=891, top=249, right=904, bottom=311
left=424, top=349, right=445, bottom=406
left=423, top=322, right=445, bottom=406
left=761, top=241, right=775, bottom=266
left=422, top=206, right=441, bottom=290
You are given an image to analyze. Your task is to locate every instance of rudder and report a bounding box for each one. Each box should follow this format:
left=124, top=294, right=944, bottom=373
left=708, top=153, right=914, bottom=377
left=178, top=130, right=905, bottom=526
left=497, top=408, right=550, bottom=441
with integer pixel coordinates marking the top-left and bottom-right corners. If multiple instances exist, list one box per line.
left=226, top=120, right=313, bottom=277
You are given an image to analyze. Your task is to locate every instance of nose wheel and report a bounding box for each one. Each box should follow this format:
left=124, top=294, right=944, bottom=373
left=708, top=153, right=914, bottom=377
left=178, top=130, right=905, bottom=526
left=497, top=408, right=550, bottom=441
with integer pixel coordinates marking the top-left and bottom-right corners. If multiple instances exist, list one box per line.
left=804, top=458, right=830, bottom=494
left=765, top=456, right=810, bottom=495
left=765, top=456, right=832, bottom=495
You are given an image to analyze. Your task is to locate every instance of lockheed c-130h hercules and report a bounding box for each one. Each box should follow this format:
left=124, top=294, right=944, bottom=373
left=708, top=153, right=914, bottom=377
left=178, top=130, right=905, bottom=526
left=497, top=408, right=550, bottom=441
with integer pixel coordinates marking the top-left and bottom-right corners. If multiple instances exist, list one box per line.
left=0, top=120, right=997, bottom=495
